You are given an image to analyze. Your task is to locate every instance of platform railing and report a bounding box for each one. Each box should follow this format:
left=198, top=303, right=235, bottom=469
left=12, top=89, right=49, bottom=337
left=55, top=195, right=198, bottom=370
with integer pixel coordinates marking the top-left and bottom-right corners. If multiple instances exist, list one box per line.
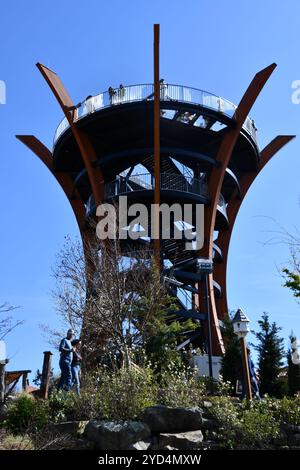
left=86, top=172, right=209, bottom=214
left=104, top=173, right=209, bottom=199
left=53, top=83, right=258, bottom=144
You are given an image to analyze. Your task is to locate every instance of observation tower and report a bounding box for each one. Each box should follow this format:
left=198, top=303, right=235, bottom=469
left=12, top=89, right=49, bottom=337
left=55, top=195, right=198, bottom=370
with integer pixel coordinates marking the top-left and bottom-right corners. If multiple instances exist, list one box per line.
left=17, top=26, right=294, bottom=357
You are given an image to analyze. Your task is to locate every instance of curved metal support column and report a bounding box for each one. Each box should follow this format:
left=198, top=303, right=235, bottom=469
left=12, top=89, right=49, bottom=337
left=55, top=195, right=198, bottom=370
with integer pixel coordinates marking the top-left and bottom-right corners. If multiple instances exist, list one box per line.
left=36, top=63, right=104, bottom=207
left=16, top=135, right=86, bottom=232
left=214, top=135, right=295, bottom=318
left=196, top=63, right=277, bottom=355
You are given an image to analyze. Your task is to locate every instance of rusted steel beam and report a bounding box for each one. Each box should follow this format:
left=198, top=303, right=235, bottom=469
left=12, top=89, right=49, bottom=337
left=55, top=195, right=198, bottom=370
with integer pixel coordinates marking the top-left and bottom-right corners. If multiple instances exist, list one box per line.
left=36, top=63, right=104, bottom=208
left=214, top=135, right=295, bottom=318
left=153, top=24, right=161, bottom=267
left=196, top=63, right=277, bottom=356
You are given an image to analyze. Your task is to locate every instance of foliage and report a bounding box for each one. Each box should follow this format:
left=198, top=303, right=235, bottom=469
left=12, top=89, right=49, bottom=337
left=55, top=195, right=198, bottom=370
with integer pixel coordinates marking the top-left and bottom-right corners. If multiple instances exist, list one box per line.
left=47, top=390, right=77, bottom=423
left=0, top=302, right=23, bottom=340
left=48, top=236, right=184, bottom=370
left=0, top=429, right=33, bottom=450
left=144, top=318, right=197, bottom=381
left=238, top=406, right=280, bottom=448
left=252, top=312, right=286, bottom=398
left=277, top=396, right=300, bottom=425
left=208, top=397, right=241, bottom=449
left=208, top=397, right=284, bottom=449
left=3, top=394, right=49, bottom=434
left=282, top=268, right=300, bottom=299
left=157, top=364, right=205, bottom=408
left=220, top=315, right=242, bottom=392
left=95, top=367, right=157, bottom=420
left=287, top=333, right=300, bottom=396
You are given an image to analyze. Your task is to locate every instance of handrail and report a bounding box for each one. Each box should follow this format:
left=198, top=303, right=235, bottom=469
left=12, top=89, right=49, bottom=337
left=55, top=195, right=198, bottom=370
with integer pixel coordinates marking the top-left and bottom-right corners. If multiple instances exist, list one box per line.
left=53, top=83, right=258, bottom=145
left=105, top=172, right=209, bottom=199
left=86, top=172, right=209, bottom=214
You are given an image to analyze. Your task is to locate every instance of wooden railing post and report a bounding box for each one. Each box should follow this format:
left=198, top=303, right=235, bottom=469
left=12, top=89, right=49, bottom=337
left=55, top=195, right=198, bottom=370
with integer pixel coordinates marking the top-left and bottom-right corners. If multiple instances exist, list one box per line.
left=40, top=351, right=53, bottom=399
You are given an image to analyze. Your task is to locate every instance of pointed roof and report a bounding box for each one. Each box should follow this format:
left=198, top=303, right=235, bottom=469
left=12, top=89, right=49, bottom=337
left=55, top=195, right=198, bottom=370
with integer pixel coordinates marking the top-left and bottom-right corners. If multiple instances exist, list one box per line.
left=232, top=308, right=250, bottom=324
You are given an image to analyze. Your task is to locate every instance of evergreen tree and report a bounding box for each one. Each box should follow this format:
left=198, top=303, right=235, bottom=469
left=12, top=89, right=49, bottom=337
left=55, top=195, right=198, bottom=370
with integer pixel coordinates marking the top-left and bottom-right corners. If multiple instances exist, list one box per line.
left=220, top=314, right=242, bottom=393
left=287, top=333, right=300, bottom=396
left=253, top=312, right=286, bottom=397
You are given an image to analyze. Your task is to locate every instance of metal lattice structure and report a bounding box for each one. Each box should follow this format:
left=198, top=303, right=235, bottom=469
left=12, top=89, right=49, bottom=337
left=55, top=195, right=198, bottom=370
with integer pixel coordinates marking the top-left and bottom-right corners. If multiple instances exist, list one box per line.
left=16, top=29, right=295, bottom=357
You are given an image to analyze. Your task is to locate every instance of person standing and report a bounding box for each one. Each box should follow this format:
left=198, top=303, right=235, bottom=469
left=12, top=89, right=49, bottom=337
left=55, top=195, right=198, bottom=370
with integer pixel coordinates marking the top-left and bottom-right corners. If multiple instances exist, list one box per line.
left=247, top=346, right=261, bottom=400
left=71, top=339, right=82, bottom=396
left=58, top=329, right=74, bottom=391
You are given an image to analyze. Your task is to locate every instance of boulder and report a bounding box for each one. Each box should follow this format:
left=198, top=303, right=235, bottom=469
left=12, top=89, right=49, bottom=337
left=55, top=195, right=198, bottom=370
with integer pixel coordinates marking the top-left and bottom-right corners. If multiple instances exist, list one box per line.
left=46, top=420, right=89, bottom=437
left=84, top=420, right=151, bottom=450
left=159, top=430, right=203, bottom=450
left=288, top=433, right=300, bottom=447
left=282, top=423, right=300, bottom=434
left=200, top=418, right=219, bottom=430
left=143, top=405, right=203, bottom=433
left=128, top=440, right=151, bottom=450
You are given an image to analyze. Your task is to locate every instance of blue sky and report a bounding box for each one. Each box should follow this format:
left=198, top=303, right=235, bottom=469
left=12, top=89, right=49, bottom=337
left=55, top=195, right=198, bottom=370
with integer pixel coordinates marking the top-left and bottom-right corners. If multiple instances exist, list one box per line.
left=0, top=0, right=299, bottom=380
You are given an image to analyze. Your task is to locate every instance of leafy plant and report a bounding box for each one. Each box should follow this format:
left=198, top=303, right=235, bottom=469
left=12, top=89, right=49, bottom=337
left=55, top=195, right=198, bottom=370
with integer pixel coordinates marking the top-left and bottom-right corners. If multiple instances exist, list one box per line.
left=95, top=367, right=157, bottom=420
left=4, top=394, right=49, bottom=434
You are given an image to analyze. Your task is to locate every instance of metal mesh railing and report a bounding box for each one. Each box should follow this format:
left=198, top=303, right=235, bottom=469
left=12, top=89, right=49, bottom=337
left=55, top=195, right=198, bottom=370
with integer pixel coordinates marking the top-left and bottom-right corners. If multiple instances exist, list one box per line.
left=53, top=83, right=258, bottom=144
left=104, top=173, right=209, bottom=199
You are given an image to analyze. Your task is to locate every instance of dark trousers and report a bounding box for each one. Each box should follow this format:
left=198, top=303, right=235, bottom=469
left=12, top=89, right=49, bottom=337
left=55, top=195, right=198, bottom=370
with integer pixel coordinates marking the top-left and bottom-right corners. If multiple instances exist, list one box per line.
left=58, top=358, right=72, bottom=391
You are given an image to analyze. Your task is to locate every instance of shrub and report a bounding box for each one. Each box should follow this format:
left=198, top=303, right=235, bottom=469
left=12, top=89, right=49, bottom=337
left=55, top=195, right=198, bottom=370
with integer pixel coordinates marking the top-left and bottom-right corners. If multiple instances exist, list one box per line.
left=208, top=397, right=282, bottom=449
left=4, top=394, right=49, bottom=434
left=0, top=429, right=34, bottom=450
left=279, top=396, right=300, bottom=425
left=208, top=397, right=241, bottom=449
left=239, top=407, right=280, bottom=448
left=47, top=390, right=77, bottom=423
left=95, top=367, right=157, bottom=420
left=157, top=368, right=206, bottom=408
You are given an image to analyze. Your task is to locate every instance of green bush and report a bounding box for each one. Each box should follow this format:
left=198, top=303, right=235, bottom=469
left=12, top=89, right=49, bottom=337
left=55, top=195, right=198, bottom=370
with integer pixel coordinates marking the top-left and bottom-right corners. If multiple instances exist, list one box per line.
left=96, top=367, right=157, bottom=420
left=157, top=368, right=206, bottom=408
left=208, top=397, right=241, bottom=449
left=208, top=397, right=285, bottom=449
left=4, top=394, right=49, bottom=434
left=278, top=396, right=300, bottom=425
left=239, top=407, right=280, bottom=448
left=47, top=390, right=77, bottom=423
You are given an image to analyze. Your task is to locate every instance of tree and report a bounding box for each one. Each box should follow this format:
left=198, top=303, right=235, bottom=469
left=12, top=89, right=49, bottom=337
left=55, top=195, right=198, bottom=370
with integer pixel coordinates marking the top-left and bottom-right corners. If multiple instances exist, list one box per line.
left=281, top=228, right=300, bottom=302
left=46, top=236, right=188, bottom=372
left=0, top=303, right=23, bottom=340
left=252, top=312, right=286, bottom=397
left=282, top=268, right=300, bottom=301
left=287, top=332, right=300, bottom=396
left=220, top=314, right=242, bottom=393
left=33, top=367, right=57, bottom=393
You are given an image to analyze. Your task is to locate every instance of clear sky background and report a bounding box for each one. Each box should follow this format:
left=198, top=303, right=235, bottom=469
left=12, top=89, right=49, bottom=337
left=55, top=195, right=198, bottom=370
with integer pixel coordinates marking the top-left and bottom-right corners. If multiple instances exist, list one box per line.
left=0, top=0, right=299, bottom=380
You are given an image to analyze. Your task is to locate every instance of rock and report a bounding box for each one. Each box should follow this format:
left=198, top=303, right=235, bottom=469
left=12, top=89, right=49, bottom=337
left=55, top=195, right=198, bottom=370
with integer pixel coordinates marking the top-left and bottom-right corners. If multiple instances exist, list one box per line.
left=143, top=405, right=203, bottom=433
left=158, top=430, right=204, bottom=450
left=84, top=420, right=151, bottom=450
left=200, top=418, right=219, bottom=430
left=46, top=421, right=89, bottom=437
left=199, top=440, right=220, bottom=450
left=128, top=440, right=151, bottom=450
left=202, top=401, right=213, bottom=409
left=288, top=433, right=300, bottom=446
left=282, top=423, right=300, bottom=434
